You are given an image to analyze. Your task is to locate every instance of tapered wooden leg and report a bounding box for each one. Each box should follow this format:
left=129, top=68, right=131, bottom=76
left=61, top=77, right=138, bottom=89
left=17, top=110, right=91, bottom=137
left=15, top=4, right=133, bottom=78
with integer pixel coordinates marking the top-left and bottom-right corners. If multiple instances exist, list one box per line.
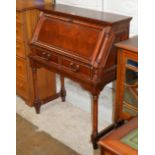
left=91, top=95, right=99, bottom=149
left=32, top=67, right=41, bottom=114
left=60, top=76, right=66, bottom=102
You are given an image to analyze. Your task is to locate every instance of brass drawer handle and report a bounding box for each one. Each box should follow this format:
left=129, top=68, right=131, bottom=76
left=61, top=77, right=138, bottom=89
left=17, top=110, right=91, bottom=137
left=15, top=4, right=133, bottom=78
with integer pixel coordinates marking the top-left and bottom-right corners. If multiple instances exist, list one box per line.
left=39, top=52, right=52, bottom=61
left=46, top=53, right=52, bottom=60
left=70, top=62, right=79, bottom=72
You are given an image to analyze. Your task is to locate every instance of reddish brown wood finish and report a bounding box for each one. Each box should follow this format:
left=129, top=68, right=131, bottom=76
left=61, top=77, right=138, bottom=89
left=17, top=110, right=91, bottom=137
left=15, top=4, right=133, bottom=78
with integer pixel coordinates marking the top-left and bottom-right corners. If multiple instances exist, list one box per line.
left=60, top=76, right=66, bottom=102
left=29, top=4, right=132, bottom=148
left=16, top=0, right=56, bottom=107
left=114, top=36, right=138, bottom=122
left=98, top=117, right=138, bottom=155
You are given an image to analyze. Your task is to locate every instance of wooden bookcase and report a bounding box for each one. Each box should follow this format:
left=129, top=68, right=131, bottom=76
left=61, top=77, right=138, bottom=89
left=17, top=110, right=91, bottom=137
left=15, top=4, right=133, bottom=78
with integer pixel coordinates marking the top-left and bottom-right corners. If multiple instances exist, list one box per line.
left=16, top=0, right=56, bottom=106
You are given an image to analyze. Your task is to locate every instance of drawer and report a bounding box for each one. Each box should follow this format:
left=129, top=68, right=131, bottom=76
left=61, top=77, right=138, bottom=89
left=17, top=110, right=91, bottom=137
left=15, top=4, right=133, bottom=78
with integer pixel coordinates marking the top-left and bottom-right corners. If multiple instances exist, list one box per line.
left=16, top=40, right=26, bottom=58
left=62, top=58, right=91, bottom=78
left=36, top=50, right=59, bottom=64
left=16, top=12, right=23, bottom=23
left=16, top=57, right=27, bottom=79
left=16, top=22, right=24, bottom=41
left=16, top=77, right=28, bottom=100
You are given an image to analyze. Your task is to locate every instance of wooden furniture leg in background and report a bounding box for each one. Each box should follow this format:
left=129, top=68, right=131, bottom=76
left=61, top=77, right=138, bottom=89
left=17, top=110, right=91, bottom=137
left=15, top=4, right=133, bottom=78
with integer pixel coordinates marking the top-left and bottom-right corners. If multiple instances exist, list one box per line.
left=91, top=95, right=99, bottom=149
left=32, top=67, right=42, bottom=114
left=60, top=76, right=66, bottom=102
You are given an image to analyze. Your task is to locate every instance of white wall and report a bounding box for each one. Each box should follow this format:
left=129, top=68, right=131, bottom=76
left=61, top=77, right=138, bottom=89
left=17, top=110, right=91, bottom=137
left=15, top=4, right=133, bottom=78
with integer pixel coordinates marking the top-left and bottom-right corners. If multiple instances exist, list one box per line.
left=56, top=0, right=138, bottom=35
left=56, top=0, right=104, bottom=11
left=55, top=0, right=138, bottom=123
left=104, top=0, right=138, bottom=35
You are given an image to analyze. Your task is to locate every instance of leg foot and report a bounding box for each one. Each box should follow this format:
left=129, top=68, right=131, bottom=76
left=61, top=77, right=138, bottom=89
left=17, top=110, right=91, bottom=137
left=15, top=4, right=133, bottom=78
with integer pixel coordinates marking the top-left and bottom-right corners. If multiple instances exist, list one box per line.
left=60, top=89, right=66, bottom=102
left=60, top=76, right=66, bottom=102
left=31, top=66, right=42, bottom=114
left=91, top=95, right=99, bottom=149
left=114, top=120, right=125, bottom=128
left=34, top=101, right=41, bottom=114
left=91, top=134, right=98, bottom=149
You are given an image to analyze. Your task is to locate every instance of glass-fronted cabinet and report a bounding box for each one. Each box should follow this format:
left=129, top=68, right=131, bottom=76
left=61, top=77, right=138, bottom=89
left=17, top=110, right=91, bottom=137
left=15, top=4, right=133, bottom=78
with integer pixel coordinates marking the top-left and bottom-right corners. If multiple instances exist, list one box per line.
left=115, top=36, right=138, bottom=121
left=123, top=59, right=138, bottom=117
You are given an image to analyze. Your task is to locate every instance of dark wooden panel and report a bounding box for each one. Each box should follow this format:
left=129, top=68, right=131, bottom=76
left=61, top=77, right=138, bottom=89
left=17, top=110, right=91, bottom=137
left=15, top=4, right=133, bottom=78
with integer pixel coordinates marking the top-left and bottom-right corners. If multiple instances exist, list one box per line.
left=37, top=16, right=101, bottom=60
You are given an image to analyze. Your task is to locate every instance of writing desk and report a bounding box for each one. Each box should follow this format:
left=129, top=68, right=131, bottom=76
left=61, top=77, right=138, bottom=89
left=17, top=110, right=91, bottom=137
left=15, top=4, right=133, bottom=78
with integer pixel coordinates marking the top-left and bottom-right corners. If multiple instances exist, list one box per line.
left=29, top=4, right=132, bottom=148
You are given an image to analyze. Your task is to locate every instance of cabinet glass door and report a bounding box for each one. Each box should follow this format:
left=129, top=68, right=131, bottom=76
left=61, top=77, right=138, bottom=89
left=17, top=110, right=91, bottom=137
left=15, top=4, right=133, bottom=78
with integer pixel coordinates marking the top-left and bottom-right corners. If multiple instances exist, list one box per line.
left=123, top=59, right=138, bottom=116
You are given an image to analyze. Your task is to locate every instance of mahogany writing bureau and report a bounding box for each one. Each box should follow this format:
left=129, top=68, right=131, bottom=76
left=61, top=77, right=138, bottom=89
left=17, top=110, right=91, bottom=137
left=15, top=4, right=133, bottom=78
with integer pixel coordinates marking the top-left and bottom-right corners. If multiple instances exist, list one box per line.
left=29, top=4, right=132, bottom=148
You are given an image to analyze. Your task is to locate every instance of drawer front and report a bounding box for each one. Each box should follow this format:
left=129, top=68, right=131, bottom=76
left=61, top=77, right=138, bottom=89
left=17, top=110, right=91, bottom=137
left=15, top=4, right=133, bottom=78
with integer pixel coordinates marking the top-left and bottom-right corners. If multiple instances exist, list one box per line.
left=16, top=12, right=23, bottom=23
left=16, top=22, right=24, bottom=41
left=62, top=58, right=91, bottom=78
left=16, top=57, right=27, bottom=79
left=16, top=40, right=26, bottom=58
left=36, top=50, right=59, bottom=64
left=16, top=77, right=28, bottom=100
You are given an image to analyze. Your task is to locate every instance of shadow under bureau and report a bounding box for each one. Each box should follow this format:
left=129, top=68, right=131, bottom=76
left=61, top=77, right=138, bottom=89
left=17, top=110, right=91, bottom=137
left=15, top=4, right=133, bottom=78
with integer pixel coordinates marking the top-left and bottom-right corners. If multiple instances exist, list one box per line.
left=29, top=4, right=132, bottom=148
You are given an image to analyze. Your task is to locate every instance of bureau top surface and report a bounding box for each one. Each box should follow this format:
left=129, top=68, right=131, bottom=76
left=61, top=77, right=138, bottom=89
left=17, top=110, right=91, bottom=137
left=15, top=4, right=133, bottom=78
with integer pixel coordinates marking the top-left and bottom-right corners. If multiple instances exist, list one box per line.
left=16, top=0, right=47, bottom=12
left=115, top=36, right=138, bottom=53
left=38, top=4, right=132, bottom=25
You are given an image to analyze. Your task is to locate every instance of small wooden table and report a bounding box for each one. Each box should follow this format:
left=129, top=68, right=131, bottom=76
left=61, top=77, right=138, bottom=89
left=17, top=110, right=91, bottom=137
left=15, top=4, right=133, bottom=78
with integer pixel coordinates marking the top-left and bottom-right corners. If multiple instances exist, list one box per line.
left=98, top=117, right=138, bottom=155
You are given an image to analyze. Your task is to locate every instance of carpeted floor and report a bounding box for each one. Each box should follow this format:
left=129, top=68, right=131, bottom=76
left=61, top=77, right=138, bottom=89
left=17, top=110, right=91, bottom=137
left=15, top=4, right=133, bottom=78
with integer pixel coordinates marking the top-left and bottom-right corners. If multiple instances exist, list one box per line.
left=16, top=114, right=100, bottom=155
left=17, top=114, right=81, bottom=155
left=16, top=97, right=109, bottom=155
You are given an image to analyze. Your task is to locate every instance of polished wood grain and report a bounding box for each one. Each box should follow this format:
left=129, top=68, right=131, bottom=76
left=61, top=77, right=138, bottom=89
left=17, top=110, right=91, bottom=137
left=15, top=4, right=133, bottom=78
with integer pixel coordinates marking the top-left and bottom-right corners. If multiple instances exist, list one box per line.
left=16, top=0, right=56, bottom=106
left=38, top=4, right=132, bottom=25
left=29, top=4, right=132, bottom=148
left=16, top=40, right=26, bottom=58
left=98, top=117, right=138, bottom=155
left=16, top=22, right=25, bottom=41
left=16, top=12, right=23, bottom=23
left=16, top=57, right=27, bottom=79
left=16, top=77, right=28, bottom=100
